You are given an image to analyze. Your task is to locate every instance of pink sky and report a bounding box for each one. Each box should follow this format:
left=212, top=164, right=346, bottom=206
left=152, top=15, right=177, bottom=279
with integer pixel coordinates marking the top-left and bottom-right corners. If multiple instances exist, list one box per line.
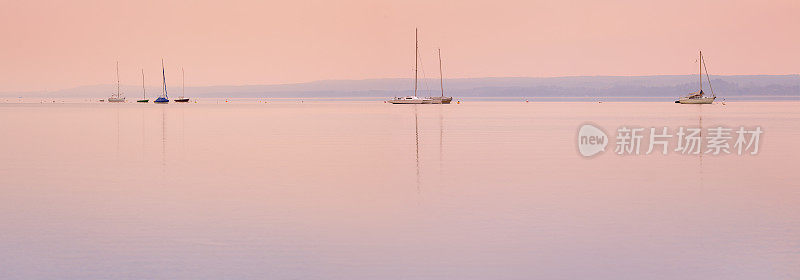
left=0, top=0, right=798, bottom=92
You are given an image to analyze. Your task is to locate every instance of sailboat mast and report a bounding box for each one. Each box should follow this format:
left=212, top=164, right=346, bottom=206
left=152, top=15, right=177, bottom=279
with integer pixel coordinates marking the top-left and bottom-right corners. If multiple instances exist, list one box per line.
left=162, top=59, right=168, bottom=98
left=116, top=61, right=120, bottom=98
left=141, top=69, right=146, bottom=99
left=182, top=67, right=185, bottom=98
left=699, top=51, right=703, bottom=92
left=438, top=48, right=444, bottom=97
left=414, top=28, right=418, bottom=97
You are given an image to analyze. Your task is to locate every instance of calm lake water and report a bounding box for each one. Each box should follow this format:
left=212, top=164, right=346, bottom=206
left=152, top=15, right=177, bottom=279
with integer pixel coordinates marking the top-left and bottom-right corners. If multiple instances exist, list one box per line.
left=1, top=101, right=799, bottom=279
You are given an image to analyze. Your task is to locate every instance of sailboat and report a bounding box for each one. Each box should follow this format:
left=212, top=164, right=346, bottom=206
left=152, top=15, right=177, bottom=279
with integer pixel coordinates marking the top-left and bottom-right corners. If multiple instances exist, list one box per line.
left=154, top=59, right=169, bottom=103
left=137, top=69, right=149, bottom=102
left=676, top=51, right=716, bottom=104
left=429, top=48, right=453, bottom=104
left=389, top=28, right=432, bottom=104
left=174, top=68, right=190, bottom=102
left=107, top=61, right=126, bottom=102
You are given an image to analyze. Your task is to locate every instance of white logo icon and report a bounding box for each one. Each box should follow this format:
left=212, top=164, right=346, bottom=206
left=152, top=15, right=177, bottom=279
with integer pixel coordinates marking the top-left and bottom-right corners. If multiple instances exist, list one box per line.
left=578, top=124, right=608, bottom=157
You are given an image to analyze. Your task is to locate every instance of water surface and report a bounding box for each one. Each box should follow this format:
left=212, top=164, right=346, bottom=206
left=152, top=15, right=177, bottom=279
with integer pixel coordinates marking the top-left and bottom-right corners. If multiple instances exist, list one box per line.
left=1, top=101, right=798, bottom=279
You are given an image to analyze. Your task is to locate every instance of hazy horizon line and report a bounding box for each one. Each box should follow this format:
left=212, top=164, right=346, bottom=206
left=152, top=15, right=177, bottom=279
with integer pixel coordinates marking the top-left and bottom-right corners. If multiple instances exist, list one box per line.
left=6, top=74, right=800, bottom=94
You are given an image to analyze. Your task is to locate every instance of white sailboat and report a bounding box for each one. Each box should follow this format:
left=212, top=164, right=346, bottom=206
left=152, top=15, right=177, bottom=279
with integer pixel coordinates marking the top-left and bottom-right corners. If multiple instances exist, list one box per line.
left=389, top=28, right=432, bottom=104
left=107, top=61, right=126, bottom=102
left=676, top=51, right=716, bottom=104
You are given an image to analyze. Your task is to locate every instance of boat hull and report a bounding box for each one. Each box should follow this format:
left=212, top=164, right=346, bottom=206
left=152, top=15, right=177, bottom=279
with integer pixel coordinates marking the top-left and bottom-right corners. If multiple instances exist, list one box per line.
left=107, top=97, right=125, bottom=103
left=429, top=96, right=453, bottom=104
left=174, top=98, right=189, bottom=103
left=154, top=97, right=169, bottom=103
left=388, top=99, right=427, bottom=104
left=137, top=99, right=149, bottom=103
left=677, top=97, right=715, bottom=104
left=387, top=96, right=432, bottom=104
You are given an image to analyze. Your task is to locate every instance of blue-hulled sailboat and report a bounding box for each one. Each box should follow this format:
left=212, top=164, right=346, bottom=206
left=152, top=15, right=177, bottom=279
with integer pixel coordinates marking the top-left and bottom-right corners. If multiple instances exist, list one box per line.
left=154, top=59, right=169, bottom=103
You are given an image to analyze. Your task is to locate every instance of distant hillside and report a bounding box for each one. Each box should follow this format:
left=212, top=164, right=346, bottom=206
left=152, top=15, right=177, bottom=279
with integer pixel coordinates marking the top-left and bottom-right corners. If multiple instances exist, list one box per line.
left=3, top=75, right=799, bottom=99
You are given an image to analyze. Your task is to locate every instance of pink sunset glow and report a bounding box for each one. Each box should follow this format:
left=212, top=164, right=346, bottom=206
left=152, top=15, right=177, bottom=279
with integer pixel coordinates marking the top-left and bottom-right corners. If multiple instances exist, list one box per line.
left=0, top=0, right=798, bottom=92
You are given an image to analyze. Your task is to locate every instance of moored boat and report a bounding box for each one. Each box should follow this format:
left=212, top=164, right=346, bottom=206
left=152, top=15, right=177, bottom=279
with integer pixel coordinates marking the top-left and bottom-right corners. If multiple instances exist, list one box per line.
left=154, top=59, right=169, bottom=103
left=676, top=51, right=717, bottom=104
left=389, top=28, right=433, bottom=105
left=137, top=69, right=149, bottom=102
left=174, top=68, right=190, bottom=102
left=428, top=48, right=453, bottom=104
left=108, top=61, right=126, bottom=102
